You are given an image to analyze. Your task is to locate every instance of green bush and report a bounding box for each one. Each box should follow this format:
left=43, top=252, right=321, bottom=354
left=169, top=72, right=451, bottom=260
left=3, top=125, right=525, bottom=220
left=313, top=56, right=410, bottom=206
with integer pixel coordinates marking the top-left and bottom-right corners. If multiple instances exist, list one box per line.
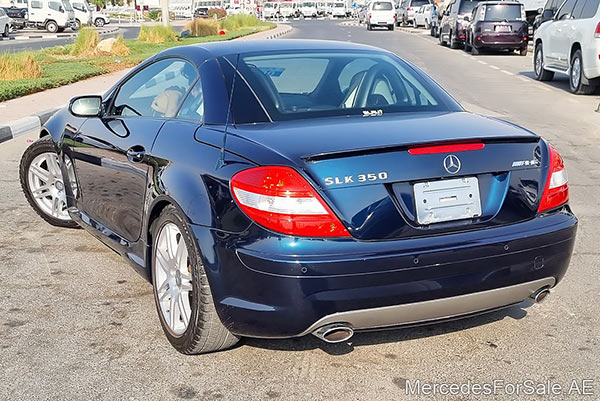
left=147, top=9, right=161, bottom=21
left=137, top=25, right=178, bottom=43
left=220, top=14, right=261, bottom=31
left=207, top=8, right=227, bottom=19
left=185, top=18, right=219, bottom=37
left=70, top=27, right=100, bottom=56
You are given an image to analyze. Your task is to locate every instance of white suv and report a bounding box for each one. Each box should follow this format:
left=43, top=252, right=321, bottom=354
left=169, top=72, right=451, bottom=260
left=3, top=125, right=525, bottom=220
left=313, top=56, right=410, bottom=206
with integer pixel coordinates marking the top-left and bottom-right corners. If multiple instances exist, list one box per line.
left=534, top=0, right=600, bottom=94
left=367, top=1, right=396, bottom=30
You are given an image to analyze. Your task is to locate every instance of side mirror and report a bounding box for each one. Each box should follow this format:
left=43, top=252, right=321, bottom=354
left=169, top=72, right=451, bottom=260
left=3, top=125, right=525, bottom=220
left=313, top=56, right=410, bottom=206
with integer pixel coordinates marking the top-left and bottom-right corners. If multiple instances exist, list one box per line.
left=542, top=9, right=554, bottom=20
left=59, top=5, right=64, bottom=12
left=69, top=95, right=102, bottom=117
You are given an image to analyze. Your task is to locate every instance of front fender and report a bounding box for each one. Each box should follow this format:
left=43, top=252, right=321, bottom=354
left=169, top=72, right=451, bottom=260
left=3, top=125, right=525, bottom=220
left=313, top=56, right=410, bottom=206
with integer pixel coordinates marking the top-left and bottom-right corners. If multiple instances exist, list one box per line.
left=42, top=106, right=87, bottom=146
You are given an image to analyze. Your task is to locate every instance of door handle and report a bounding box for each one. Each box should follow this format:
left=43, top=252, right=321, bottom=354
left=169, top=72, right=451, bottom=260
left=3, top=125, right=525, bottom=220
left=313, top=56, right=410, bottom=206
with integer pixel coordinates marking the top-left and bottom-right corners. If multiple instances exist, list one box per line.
left=126, top=146, right=145, bottom=163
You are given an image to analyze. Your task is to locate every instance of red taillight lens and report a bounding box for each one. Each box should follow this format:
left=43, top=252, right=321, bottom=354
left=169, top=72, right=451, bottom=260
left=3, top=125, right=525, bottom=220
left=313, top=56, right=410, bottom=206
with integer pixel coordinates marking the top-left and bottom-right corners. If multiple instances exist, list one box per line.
left=230, top=166, right=350, bottom=237
left=408, top=141, right=484, bottom=155
left=538, top=144, right=569, bottom=212
left=595, top=21, right=600, bottom=37
left=368, top=13, right=371, bottom=18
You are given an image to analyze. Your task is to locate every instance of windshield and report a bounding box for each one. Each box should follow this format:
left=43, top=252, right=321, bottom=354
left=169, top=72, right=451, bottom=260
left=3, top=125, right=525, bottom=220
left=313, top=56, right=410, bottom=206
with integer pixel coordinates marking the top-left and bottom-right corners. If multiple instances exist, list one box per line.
left=459, top=0, right=484, bottom=14
left=264, top=3, right=275, bottom=7
left=483, top=3, right=522, bottom=20
left=235, top=51, right=452, bottom=123
left=62, top=0, right=74, bottom=11
left=373, top=2, right=393, bottom=10
left=303, top=2, right=315, bottom=6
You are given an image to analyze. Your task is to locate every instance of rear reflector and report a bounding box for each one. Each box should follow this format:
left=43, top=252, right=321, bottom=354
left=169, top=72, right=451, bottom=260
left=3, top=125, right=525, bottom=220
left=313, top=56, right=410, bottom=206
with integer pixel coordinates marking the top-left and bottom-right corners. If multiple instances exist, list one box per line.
left=408, top=142, right=485, bottom=155
left=230, top=166, right=350, bottom=237
left=595, top=21, right=600, bottom=38
left=538, top=144, right=569, bottom=212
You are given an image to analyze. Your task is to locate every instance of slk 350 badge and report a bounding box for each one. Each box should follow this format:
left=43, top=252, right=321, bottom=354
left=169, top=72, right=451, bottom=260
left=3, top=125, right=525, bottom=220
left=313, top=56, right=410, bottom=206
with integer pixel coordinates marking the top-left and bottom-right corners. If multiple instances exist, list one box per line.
left=324, top=172, right=388, bottom=186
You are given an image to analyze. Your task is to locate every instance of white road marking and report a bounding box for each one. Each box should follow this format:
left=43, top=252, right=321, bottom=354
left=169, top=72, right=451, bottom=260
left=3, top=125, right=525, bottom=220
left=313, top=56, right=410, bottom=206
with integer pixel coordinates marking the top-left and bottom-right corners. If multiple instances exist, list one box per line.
left=489, top=65, right=500, bottom=70
left=501, top=70, right=513, bottom=76
left=477, top=60, right=487, bottom=65
left=518, top=77, right=529, bottom=83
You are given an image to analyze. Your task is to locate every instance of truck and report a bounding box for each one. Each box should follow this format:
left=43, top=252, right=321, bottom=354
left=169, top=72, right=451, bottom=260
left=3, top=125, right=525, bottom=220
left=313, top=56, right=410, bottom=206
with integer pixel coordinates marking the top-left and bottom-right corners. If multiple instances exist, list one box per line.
left=0, top=0, right=76, bottom=32
left=71, top=0, right=109, bottom=29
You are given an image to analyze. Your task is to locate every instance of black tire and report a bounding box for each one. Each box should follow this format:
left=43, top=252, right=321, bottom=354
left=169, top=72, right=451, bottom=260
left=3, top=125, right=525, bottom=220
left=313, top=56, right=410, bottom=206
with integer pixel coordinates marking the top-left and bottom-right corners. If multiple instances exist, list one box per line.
left=472, top=45, right=479, bottom=55
left=95, top=18, right=105, bottom=27
left=430, top=25, right=435, bottom=36
left=520, top=46, right=528, bottom=56
left=449, top=30, right=459, bottom=49
left=389, top=24, right=394, bottom=31
left=19, top=137, right=79, bottom=229
left=45, top=20, right=58, bottom=33
left=464, top=35, right=471, bottom=52
left=534, top=43, right=554, bottom=81
left=367, top=23, right=371, bottom=30
left=2, top=24, right=8, bottom=37
left=151, top=205, right=239, bottom=354
left=569, top=49, right=596, bottom=95
left=74, top=19, right=81, bottom=30
left=439, top=29, right=447, bottom=46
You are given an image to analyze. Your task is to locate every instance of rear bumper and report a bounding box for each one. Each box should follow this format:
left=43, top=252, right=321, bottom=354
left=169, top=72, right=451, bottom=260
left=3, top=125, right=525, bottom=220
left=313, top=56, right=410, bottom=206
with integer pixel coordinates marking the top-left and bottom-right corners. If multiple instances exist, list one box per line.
left=192, top=209, right=577, bottom=338
left=475, top=34, right=527, bottom=49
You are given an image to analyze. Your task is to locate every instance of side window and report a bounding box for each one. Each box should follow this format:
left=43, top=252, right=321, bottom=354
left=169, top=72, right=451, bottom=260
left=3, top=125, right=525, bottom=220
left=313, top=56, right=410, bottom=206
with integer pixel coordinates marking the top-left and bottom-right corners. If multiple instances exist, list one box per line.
left=31, top=1, right=42, bottom=8
left=111, top=58, right=198, bottom=118
left=557, top=0, right=578, bottom=19
left=176, top=79, right=204, bottom=122
left=48, top=1, right=61, bottom=11
left=571, top=0, right=587, bottom=17
left=580, top=0, right=599, bottom=17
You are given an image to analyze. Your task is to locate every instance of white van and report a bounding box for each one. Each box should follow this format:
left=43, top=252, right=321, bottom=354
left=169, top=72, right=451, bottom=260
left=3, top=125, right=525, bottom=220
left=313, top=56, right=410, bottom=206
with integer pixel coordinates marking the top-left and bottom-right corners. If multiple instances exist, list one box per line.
left=279, top=1, right=299, bottom=17
left=331, top=1, right=346, bottom=17
left=28, top=0, right=76, bottom=32
left=262, top=1, right=280, bottom=18
left=366, top=0, right=396, bottom=30
left=71, top=0, right=91, bottom=28
left=301, top=1, right=318, bottom=17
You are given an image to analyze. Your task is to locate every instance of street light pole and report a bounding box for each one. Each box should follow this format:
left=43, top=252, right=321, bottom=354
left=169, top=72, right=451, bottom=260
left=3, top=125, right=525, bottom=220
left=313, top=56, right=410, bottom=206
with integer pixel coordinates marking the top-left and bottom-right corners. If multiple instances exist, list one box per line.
left=161, top=0, right=169, bottom=26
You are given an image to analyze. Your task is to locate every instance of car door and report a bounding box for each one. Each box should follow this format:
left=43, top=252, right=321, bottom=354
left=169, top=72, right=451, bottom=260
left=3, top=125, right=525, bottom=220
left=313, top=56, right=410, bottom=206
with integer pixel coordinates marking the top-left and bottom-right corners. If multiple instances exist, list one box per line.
left=69, top=57, right=198, bottom=243
left=549, top=0, right=579, bottom=68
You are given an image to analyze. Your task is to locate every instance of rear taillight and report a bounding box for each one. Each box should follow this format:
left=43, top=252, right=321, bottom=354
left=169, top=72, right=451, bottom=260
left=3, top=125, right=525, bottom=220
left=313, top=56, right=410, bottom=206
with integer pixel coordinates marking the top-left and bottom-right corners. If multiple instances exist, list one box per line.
left=538, top=144, right=568, bottom=212
left=595, top=21, right=600, bottom=38
left=230, top=166, right=350, bottom=237
left=368, top=12, right=371, bottom=19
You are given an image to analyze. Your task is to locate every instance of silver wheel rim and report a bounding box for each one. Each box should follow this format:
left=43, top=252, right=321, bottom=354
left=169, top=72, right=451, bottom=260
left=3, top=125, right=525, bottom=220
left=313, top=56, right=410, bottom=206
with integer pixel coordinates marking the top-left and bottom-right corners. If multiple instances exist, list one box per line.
left=535, top=48, right=542, bottom=76
left=27, top=152, right=71, bottom=221
left=571, top=57, right=581, bottom=89
left=155, top=222, right=193, bottom=336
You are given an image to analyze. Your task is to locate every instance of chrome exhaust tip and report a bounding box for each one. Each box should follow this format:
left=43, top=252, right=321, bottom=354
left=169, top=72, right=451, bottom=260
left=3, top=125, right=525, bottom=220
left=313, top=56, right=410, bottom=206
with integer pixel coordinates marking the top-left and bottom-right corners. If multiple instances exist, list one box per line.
left=531, top=288, right=551, bottom=303
left=312, top=323, right=354, bottom=343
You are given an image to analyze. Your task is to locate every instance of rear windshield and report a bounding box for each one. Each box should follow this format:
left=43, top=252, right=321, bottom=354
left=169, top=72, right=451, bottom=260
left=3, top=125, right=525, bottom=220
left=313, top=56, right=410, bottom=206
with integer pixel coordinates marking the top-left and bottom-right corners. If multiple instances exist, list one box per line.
left=232, top=51, right=454, bottom=123
left=410, top=0, right=430, bottom=7
left=483, top=3, right=522, bottom=20
left=373, top=1, right=393, bottom=10
left=459, top=0, right=484, bottom=14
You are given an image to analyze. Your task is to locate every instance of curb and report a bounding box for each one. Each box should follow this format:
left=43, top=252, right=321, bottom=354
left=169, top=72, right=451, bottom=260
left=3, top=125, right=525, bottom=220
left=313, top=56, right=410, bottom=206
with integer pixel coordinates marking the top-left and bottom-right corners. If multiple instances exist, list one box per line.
left=0, top=26, right=119, bottom=41
left=263, top=24, right=292, bottom=39
left=0, top=108, right=59, bottom=145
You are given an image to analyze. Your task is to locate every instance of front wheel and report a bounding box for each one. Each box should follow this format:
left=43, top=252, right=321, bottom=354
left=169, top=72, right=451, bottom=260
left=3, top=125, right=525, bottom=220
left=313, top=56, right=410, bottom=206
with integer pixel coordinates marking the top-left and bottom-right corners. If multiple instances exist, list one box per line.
left=569, top=49, right=595, bottom=95
left=151, top=205, right=239, bottom=354
left=464, top=35, right=471, bottom=52
left=45, top=20, right=58, bottom=33
left=73, top=19, right=81, bottom=31
left=389, top=24, right=394, bottom=31
left=95, top=18, right=105, bottom=27
left=449, top=30, right=459, bottom=49
left=19, top=137, right=79, bottom=228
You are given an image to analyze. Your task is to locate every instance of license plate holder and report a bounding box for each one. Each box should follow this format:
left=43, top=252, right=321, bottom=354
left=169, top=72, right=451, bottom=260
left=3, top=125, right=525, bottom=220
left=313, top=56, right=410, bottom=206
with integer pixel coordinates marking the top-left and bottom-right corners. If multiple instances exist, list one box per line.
left=495, top=25, right=512, bottom=32
left=414, top=177, right=482, bottom=225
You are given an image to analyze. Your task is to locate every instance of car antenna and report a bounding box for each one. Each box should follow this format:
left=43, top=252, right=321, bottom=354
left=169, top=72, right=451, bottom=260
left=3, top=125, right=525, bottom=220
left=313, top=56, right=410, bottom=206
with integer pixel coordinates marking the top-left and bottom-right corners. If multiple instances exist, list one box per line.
left=216, top=54, right=240, bottom=170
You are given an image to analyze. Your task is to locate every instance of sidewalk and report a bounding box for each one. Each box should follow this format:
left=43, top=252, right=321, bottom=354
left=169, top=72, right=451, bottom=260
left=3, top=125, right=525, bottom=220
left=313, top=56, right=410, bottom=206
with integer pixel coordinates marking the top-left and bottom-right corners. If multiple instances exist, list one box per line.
left=0, top=24, right=291, bottom=138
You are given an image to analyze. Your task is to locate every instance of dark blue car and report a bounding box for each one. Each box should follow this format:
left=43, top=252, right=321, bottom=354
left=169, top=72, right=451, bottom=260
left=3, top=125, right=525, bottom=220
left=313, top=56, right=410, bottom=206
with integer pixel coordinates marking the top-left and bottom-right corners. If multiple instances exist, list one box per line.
left=20, top=40, right=577, bottom=354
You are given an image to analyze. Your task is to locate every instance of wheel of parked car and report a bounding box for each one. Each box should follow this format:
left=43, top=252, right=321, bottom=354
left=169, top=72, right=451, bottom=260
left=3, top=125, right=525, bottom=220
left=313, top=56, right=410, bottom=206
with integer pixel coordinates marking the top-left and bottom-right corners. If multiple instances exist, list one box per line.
left=520, top=47, right=528, bottom=57
left=74, top=19, right=81, bottom=31
left=19, top=137, right=79, bottom=228
left=2, top=24, right=8, bottom=38
left=45, top=20, right=58, bottom=33
left=569, top=49, right=596, bottom=95
left=367, top=23, right=371, bottom=30
left=449, top=30, right=459, bottom=49
left=95, top=18, right=105, bottom=27
left=534, top=43, right=554, bottom=82
left=438, top=30, right=446, bottom=46
left=389, top=24, right=394, bottom=31
left=464, top=34, right=471, bottom=52
left=151, top=205, right=239, bottom=354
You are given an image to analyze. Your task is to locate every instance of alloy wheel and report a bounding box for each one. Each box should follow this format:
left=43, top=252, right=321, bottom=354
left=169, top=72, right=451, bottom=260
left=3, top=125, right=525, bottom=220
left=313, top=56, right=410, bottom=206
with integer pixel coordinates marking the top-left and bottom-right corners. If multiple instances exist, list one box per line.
left=571, top=56, right=581, bottom=90
left=155, top=222, right=193, bottom=336
left=535, top=48, right=542, bottom=76
left=27, top=152, right=70, bottom=221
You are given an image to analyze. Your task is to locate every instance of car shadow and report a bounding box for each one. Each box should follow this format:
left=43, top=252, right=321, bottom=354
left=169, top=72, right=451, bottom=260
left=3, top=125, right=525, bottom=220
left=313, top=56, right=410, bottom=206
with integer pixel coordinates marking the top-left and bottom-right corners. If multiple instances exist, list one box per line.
left=242, top=300, right=535, bottom=356
left=518, top=71, right=574, bottom=93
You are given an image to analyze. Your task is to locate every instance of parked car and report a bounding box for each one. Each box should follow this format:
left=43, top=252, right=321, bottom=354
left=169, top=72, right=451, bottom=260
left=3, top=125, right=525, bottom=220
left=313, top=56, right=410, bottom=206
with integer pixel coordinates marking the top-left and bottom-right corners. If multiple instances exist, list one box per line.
left=301, top=0, right=318, bottom=16
left=439, top=0, right=486, bottom=48
left=464, top=1, right=529, bottom=55
left=91, top=7, right=110, bottom=26
left=398, top=0, right=431, bottom=26
left=279, top=1, right=299, bottom=18
left=414, top=4, right=433, bottom=28
left=331, top=1, right=347, bottom=16
left=534, top=0, right=600, bottom=94
left=0, top=7, right=9, bottom=36
left=193, top=7, right=209, bottom=17
left=262, top=2, right=280, bottom=18
left=1, top=6, right=26, bottom=29
left=367, top=0, right=396, bottom=30
left=532, top=0, right=564, bottom=32
left=20, top=40, right=577, bottom=354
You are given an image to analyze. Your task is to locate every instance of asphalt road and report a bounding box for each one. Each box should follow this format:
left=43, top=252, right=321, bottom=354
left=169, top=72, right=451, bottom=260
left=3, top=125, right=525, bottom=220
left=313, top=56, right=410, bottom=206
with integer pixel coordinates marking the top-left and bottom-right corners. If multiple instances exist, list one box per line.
left=1, top=20, right=600, bottom=401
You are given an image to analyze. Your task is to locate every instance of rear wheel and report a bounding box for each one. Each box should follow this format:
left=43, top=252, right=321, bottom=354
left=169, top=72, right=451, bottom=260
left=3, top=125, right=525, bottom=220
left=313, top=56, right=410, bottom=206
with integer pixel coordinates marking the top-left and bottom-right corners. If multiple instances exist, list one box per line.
left=534, top=43, right=554, bottom=81
left=151, top=205, right=239, bottom=354
left=569, top=49, right=596, bottom=95
left=2, top=24, right=9, bottom=37
left=464, top=34, right=471, bottom=52
left=19, top=137, right=78, bottom=228
left=472, top=44, right=479, bottom=55
left=389, top=24, right=394, bottom=31
left=439, top=29, right=447, bottom=46
left=45, top=20, right=58, bottom=33
left=95, top=18, right=105, bottom=27
left=73, top=19, right=81, bottom=31
left=519, top=46, right=528, bottom=56
left=449, top=30, right=459, bottom=49
left=367, top=22, right=371, bottom=30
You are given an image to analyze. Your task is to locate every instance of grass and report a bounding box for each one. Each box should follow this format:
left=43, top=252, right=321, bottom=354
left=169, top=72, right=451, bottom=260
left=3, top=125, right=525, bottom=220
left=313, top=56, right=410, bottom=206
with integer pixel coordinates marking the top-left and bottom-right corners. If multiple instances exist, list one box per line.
left=0, top=52, right=42, bottom=81
left=0, top=22, right=275, bottom=102
left=70, top=27, right=100, bottom=56
left=137, top=25, right=178, bottom=44
left=219, top=14, right=262, bottom=31
left=184, top=18, right=219, bottom=37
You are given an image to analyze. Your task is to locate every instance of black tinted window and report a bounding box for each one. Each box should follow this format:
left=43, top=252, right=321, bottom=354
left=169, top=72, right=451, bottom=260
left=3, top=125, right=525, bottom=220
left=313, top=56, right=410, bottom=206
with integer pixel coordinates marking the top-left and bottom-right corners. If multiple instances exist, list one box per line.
left=557, top=0, right=578, bottom=18
left=373, top=2, right=393, bottom=10
left=459, top=0, right=484, bottom=14
left=411, top=0, right=430, bottom=6
left=484, top=4, right=523, bottom=20
left=177, top=79, right=204, bottom=122
left=580, top=0, right=599, bottom=17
